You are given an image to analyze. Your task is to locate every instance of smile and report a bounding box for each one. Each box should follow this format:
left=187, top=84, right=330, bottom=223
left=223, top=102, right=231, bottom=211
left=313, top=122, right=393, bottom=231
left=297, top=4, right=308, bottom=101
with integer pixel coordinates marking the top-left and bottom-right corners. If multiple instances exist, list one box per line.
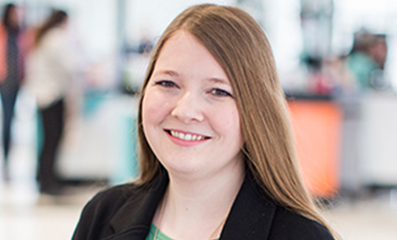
left=165, top=130, right=210, bottom=141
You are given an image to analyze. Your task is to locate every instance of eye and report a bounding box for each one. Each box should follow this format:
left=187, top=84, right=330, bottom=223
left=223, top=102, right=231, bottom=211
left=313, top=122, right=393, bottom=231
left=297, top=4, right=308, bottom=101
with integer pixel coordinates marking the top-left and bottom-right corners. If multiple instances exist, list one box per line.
left=210, top=88, right=234, bottom=98
left=155, top=80, right=178, bottom=88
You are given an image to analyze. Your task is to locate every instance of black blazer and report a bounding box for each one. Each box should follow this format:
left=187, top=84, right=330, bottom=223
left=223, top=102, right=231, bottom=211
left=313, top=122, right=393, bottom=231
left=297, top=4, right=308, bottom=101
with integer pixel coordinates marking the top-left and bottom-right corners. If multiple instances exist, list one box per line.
left=72, top=171, right=334, bottom=240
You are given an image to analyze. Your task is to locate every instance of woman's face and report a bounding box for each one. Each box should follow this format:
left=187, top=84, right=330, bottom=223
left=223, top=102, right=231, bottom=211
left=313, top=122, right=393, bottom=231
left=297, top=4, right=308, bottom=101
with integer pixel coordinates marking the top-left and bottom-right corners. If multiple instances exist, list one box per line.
left=142, top=30, right=244, bottom=178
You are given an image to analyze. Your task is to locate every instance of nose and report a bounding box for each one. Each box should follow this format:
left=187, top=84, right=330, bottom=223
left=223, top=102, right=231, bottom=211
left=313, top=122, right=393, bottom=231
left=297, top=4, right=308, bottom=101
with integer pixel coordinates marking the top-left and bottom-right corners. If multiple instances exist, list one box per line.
left=171, top=91, right=204, bottom=123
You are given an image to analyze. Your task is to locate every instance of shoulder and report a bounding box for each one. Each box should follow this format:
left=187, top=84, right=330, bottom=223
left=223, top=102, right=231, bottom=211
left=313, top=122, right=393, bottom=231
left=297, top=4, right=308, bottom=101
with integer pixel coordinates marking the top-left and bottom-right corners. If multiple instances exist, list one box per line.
left=242, top=172, right=334, bottom=239
left=269, top=206, right=334, bottom=240
left=72, top=183, right=144, bottom=239
left=40, top=28, right=67, bottom=48
left=45, top=27, right=66, bottom=39
left=79, top=183, right=142, bottom=221
left=0, top=25, right=5, bottom=35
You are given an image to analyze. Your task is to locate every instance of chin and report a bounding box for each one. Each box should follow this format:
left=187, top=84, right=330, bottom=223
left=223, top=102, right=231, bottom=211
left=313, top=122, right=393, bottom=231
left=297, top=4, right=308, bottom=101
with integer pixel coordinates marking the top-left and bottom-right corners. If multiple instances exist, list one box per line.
left=161, top=160, right=203, bottom=177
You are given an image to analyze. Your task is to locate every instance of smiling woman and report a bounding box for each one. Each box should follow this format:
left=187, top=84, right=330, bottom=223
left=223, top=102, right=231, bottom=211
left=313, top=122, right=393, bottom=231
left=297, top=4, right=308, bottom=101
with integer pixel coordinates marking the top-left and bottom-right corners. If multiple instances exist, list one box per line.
left=72, top=4, right=338, bottom=240
left=142, top=30, right=243, bottom=179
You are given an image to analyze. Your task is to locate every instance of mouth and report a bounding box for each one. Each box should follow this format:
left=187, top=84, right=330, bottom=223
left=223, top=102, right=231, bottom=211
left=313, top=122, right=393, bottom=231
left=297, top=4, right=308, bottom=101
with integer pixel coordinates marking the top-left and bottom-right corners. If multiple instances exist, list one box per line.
left=164, top=129, right=211, bottom=141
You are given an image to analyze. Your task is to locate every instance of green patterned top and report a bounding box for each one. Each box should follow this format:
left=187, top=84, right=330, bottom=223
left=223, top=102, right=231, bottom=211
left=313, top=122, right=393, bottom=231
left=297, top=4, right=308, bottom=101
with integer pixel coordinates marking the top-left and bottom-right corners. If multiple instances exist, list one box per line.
left=145, top=224, right=220, bottom=240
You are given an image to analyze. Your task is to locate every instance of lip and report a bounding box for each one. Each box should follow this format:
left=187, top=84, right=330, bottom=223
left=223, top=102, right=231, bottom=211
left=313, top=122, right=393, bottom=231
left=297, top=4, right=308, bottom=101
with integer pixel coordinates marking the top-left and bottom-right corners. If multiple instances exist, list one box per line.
left=164, top=129, right=211, bottom=147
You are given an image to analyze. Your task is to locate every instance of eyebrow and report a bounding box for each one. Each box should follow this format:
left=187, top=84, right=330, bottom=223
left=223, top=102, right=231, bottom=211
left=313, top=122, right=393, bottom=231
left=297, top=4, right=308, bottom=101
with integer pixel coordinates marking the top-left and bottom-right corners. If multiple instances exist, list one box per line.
left=152, top=70, right=230, bottom=85
left=208, top=77, right=230, bottom=86
left=153, top=70, right=179, bottom=77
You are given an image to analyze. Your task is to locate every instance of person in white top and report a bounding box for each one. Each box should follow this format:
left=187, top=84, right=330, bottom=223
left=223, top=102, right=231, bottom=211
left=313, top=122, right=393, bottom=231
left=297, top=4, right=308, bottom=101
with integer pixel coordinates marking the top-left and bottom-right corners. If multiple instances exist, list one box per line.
left=25, top=9, right=76, bottom=195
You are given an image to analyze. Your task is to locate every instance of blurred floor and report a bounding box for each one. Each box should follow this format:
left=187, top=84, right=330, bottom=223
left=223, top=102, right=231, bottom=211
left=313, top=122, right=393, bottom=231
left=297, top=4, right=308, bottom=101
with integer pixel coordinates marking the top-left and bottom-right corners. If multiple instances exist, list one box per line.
left=0, top=180, right=102, bottom=240
left=1, top=179, right=397, bottom=239
left=323, top=191, right=397, bottom=240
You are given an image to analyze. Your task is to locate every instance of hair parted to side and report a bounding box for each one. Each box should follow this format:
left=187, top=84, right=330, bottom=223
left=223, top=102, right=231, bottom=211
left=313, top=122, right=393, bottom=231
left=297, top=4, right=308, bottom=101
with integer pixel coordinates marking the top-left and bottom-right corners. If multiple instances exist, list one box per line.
left=136, top=4, right=337, bottom=238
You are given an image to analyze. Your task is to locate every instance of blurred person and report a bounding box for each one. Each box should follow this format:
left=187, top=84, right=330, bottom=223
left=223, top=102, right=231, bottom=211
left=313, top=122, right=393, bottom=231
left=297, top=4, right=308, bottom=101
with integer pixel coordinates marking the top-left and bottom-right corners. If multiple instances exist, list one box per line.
left=368, top=35, right=387, bottom=69
left=138, top=36, right=153, bottom=54
left=73, top=4, right=337, bottom=240
left=346, top=29, right=388, bottom=91
left=321, top=55, right=358, bottom=95
left=25, top=9, right=76, bottom=195
left=0, top=3, right=26, bottom=180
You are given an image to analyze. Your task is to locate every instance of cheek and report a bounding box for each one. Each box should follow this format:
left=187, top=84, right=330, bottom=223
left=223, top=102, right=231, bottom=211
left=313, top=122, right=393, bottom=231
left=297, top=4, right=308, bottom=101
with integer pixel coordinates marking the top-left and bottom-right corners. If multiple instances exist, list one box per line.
left=142, top=89, right=167, bottom=127
left=142, top=98, right=161, bottom=149
left=142, top=90, right=168, bottom=151
left=210, top=104, right=243, bottom=144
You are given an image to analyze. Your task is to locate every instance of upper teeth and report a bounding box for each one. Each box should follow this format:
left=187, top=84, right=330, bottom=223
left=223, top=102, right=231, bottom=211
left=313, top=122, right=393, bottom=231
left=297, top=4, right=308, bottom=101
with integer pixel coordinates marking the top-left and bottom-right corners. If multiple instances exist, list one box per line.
left=170, top=130, right=205, bottom=141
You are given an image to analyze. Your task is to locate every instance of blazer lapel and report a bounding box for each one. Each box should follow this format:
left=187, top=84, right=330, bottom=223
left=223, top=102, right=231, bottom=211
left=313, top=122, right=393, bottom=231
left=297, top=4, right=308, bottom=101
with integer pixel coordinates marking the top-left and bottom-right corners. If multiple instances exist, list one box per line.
left=105, top=170, right=275, bottom=240
left=108, top=171, right=169, bottom=240
left=220, top=172, right=276, bottom=239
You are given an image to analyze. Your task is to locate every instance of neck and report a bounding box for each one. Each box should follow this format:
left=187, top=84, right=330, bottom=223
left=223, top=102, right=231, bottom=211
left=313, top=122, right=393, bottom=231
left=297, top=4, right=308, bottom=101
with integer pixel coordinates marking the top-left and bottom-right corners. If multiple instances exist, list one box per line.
left=154, top=162, right=245, bottom=240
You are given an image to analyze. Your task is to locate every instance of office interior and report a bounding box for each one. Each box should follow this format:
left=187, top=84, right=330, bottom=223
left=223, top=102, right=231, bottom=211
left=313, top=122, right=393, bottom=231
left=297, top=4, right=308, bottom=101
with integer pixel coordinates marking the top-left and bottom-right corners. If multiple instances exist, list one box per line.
left=1, top=0, right=397, bottom=239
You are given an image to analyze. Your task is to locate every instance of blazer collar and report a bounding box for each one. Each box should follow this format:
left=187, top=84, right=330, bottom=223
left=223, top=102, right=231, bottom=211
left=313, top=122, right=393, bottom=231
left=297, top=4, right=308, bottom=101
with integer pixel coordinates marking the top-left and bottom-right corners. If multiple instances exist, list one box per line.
left=109, top=170, right=169, bottom=234
left=221, top=171, right=276, bottom=239
left=109, top=170, right=276, bottom=239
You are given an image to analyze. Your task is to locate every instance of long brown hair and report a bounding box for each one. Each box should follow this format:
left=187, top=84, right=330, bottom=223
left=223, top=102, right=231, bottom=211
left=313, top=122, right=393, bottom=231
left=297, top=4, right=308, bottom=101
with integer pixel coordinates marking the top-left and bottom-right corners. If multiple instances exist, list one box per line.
left=34, top=9, right=68, bottom=47
left=136, top=4, right=337, bottom=238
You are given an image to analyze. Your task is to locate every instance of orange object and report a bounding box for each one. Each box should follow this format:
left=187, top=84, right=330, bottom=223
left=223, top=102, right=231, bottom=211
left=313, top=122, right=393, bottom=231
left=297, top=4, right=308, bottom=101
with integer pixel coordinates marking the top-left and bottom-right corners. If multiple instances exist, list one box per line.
left=288, top=100, right=342, bottom=198
left=0, top=25, right=7, bottom=81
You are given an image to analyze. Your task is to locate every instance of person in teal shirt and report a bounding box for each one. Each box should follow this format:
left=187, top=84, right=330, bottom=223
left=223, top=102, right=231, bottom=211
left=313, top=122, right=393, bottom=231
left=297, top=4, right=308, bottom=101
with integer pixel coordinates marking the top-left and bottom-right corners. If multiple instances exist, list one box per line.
left=347, top=30, right=388, bottom=91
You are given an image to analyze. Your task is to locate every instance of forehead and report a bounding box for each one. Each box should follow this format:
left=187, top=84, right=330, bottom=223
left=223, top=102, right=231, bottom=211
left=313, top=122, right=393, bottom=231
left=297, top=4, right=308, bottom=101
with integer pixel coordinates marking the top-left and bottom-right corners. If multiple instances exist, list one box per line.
left=158, top=30, right=215, bottom=65
left=152, top=30, right=230, bottom=83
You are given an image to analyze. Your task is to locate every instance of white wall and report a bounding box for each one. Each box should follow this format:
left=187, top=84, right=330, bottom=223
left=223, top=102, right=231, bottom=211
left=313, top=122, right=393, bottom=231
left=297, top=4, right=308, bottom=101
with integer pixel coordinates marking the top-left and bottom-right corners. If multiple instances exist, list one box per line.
left=125, top=0, right=234, bottom=45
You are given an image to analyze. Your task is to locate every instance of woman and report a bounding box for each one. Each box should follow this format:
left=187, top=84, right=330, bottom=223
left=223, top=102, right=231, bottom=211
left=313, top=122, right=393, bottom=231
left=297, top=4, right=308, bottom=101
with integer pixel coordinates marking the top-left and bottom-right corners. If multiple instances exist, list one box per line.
left=26, top=10, right=74, bottom=195
left=0, top=3, right=24, bottom=179
left=73, top=4, right=337, bottom=240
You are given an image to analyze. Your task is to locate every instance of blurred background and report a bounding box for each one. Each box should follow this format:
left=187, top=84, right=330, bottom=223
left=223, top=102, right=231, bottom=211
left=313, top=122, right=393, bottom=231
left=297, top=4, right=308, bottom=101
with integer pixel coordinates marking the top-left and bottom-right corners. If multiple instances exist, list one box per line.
left=0, top=0, right=397, bottom=239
